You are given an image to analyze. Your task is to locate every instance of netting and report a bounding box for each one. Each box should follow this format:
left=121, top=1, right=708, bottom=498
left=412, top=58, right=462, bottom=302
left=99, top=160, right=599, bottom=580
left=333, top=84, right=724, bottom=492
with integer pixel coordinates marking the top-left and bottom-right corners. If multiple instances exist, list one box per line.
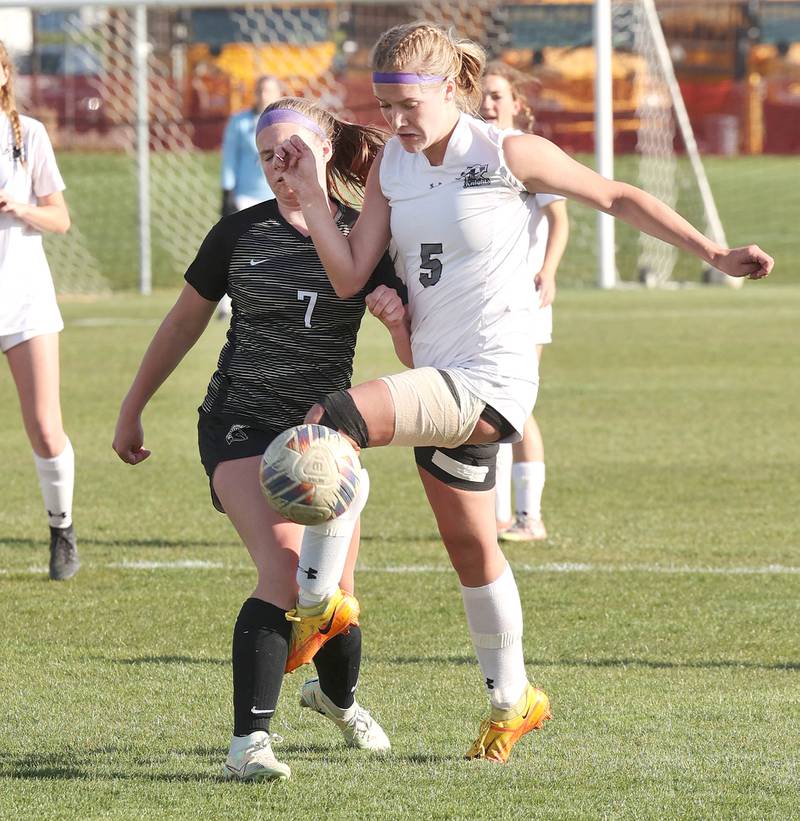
left=11, top=0, right=790, bottom=293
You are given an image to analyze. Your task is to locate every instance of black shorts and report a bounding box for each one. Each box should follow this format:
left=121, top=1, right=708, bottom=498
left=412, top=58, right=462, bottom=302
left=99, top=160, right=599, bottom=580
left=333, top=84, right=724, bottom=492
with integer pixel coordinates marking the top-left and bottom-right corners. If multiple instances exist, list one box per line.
left=414, top=442, right=499, bottom=492
left=198, top=410, right=284, bottom=512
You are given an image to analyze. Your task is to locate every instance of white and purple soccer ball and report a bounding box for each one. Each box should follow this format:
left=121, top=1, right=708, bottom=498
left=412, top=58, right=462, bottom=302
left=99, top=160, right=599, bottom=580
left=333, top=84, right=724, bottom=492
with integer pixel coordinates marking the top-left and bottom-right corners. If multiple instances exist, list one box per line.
left=259, top=424, right=361, bottom=526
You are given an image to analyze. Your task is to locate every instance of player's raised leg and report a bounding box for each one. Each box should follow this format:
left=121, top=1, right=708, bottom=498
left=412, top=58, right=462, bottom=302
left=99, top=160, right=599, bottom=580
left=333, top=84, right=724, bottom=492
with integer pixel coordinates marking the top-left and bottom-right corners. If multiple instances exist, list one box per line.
left=283, top=380, right=396, bottom=671
left=299, top=517, right=390, bottom=751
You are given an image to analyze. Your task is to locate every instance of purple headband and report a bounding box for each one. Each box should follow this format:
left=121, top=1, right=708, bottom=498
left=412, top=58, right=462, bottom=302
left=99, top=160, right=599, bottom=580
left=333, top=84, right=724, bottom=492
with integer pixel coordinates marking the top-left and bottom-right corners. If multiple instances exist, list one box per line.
left=256, top=108, right=327, bottom=140
left=372, top=72, right=444, bottom=84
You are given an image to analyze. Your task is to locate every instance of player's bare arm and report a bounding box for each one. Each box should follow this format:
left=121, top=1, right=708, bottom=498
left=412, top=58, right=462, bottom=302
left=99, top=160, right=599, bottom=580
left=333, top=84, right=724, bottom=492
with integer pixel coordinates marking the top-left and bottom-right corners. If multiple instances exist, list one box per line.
left=276, top=137, right=391, bottom=297
left=113, top=285, right=216, bottom=464
left=504, top=134, right=773, bottom=280
left=0, top=188, right=70, bottom=233
left=366, top=284, right=413, bottom=367
left=537, top=199, right=569, bottom=308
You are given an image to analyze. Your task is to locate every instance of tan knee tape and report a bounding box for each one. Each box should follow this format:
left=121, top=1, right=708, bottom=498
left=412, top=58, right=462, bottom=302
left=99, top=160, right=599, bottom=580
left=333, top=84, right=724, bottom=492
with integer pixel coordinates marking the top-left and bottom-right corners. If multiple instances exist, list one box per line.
left=380, top=367, right=485, bottom=448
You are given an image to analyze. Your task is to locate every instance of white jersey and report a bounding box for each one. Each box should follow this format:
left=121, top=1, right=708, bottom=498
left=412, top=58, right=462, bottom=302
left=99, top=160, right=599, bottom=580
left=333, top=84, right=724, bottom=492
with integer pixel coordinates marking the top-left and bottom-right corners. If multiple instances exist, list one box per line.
left=380, top=113, right=540, bottom=437
left=0, top=113, right=65, bottom=336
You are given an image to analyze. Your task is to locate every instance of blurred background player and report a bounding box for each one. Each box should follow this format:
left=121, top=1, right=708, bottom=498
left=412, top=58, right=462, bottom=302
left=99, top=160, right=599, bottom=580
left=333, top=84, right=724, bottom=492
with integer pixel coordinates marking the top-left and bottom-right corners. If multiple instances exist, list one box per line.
left=113, top=97, right=399, bottom=781
left=0, top=40, right=78, bottom=581
left=480, top=61, right=570, bottom=542
left=217, top=74, right=282, bottom=318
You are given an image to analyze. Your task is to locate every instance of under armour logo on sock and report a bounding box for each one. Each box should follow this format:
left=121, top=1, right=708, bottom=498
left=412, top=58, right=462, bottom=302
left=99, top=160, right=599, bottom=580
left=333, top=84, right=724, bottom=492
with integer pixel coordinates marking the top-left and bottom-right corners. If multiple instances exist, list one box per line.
left=48, top=510, right=68, bottom=519
left=485, top=678, right=495, bottom=690
left=300, top=565, right=318, bottom=580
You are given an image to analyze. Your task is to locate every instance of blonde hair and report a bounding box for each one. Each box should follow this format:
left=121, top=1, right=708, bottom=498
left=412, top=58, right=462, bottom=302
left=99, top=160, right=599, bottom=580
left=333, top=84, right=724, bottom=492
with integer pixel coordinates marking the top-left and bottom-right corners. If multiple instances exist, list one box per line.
left=483, top=60, right=536, bottom=132
left=371, top=23, right=486, bottom=114
left=264, top=97, right=387, bottom=202
left=0, top=40, right=24, bottom=166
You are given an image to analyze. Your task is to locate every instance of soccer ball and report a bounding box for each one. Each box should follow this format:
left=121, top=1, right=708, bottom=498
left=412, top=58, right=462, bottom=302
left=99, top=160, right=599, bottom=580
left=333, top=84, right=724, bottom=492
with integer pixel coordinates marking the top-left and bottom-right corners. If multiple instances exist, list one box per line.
left=259, top=424, right=362, bottom=526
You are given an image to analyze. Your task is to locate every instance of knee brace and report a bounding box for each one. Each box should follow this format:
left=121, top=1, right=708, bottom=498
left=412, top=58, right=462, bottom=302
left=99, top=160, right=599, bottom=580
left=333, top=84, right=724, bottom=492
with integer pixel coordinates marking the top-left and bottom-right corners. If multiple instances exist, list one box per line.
left=318, top=390, right=370, bottom=450
left=414, top=442, right=499, bottom=491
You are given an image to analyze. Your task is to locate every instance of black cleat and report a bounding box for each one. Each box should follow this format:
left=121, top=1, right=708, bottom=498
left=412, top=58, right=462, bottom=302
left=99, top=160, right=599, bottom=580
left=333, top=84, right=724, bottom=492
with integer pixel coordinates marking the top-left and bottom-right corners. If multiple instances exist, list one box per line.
left=49, top=524, right=80, bottom=581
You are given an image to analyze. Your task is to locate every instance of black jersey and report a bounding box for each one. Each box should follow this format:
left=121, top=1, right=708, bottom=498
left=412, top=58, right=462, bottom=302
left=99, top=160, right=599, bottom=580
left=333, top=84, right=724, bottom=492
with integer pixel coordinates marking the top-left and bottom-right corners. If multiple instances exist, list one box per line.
left=185, top=198, right=403, bottom=430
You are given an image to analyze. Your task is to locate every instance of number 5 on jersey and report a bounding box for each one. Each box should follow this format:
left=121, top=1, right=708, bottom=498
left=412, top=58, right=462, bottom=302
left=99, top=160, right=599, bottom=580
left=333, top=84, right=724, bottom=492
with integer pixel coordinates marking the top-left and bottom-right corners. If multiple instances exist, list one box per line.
left=297, top=290, right=318, bottom=327
left=420, top=243, right=443, bottom=288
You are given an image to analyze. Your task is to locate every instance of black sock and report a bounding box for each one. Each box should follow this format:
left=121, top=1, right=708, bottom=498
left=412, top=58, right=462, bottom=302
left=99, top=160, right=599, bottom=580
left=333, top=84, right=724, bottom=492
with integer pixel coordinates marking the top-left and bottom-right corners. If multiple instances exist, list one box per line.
left=232, top=597, right=291, bottom=736
left=312, top=624, right=362, bottom=710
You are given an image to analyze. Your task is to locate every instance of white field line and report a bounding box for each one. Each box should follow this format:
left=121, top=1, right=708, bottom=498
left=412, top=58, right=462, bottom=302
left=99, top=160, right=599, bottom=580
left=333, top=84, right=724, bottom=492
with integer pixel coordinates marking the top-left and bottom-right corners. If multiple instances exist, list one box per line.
left=70, top=318, right=159, bottom=327
left=3, top=560, right=799, bottom=576
left=107, top=560, right=226, bottom=570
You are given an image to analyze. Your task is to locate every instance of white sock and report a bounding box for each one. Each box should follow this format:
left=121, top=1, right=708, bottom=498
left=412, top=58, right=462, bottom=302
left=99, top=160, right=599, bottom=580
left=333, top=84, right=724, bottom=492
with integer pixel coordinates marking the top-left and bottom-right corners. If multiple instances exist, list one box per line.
left=494, top=443, right=513, bottom=523
left=33, top=437, right=74, bottom=529
left=460, top=563, right=528, bottom=710
left=296, top=469, right=369, bottom=608
left=512, top=461, right=545, bottom=520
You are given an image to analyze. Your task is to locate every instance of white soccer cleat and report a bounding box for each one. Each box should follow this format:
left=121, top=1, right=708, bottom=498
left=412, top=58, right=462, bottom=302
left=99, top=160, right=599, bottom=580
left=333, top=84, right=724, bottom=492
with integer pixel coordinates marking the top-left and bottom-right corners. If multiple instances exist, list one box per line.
left=300, top=678, right=391, bottom=752
left=222, top=731, right=291, bottom=781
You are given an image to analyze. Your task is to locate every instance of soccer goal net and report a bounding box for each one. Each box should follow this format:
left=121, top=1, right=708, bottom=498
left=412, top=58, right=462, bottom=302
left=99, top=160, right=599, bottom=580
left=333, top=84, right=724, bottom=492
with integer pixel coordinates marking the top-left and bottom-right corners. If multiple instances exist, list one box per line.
left=11, top=0, right=740, bottom=293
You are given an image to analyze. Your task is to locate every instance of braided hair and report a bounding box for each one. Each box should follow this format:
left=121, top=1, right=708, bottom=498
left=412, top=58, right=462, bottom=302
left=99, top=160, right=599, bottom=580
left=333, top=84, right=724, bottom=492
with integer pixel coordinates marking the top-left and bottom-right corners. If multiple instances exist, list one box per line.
left=0, top=41, right=24, bottom=166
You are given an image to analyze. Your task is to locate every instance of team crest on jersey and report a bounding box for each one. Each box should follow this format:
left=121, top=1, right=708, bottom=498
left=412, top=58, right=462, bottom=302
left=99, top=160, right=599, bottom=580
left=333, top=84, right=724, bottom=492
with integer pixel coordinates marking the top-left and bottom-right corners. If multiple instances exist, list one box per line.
left=458, top=164, right=491, bottom=188
left=225, top=424, right=249, bottom=445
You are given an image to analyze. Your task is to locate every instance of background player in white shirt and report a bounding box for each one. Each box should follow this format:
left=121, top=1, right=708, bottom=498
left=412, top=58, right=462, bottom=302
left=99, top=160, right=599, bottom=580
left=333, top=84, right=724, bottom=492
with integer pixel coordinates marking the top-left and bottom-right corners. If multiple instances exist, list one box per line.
left=0, top=41, right=79, bottom=581
left=272, top=22, right=772, bottom=765
left=481, top=61, right=570, bottom=542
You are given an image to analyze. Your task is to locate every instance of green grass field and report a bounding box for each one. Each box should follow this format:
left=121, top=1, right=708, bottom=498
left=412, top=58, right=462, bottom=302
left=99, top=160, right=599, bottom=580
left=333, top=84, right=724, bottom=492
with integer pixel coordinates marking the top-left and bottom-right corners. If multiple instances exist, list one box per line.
left=1, top=287, right=799, bottom=819
left=46, top=152, right=800, bottom=292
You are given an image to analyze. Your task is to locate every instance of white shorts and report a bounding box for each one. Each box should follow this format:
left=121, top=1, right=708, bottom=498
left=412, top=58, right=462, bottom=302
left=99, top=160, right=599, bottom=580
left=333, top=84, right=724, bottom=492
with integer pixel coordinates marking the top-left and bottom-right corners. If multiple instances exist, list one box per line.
left=1, top=320, right=63, bottom=353
left=531, top=300, right=553, bottom=346
left=380, top=367, right=486, bottom=448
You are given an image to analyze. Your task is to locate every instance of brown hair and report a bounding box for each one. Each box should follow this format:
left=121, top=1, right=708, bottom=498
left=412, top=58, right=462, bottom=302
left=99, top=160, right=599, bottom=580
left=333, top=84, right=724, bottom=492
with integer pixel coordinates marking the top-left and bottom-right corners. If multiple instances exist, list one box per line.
left=264, top=97, right=386, bottom=202
left=0, top=40, right=24, bottom=166
left=483, top=60, right=536, bottom=132
left=371, top=23, right=486, bottom=115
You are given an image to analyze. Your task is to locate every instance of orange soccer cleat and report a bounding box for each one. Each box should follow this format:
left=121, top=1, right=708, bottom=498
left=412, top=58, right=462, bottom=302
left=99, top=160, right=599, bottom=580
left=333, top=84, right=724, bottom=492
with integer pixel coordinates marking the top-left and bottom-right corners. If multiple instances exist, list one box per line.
left=466, top=684, right=551, bottom=763
left=284, top=588, right=360, bottom=673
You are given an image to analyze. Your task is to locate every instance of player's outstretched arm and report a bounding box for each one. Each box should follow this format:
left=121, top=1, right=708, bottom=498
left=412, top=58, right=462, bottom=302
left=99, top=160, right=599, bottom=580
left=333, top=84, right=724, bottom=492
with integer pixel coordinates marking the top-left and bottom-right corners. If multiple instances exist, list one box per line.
left=113, top=285, right=216, bottom=464
left=276, top=136, right=391, bottom=298
left=504, top=134, right=774, bottom=280
left=366, top=285, right=413, bottom=367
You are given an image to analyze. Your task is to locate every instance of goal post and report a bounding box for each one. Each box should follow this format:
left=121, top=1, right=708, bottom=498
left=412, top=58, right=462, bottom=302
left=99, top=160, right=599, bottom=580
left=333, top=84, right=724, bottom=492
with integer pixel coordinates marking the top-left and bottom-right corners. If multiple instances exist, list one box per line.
left=12, top=0, right=738, bottom=294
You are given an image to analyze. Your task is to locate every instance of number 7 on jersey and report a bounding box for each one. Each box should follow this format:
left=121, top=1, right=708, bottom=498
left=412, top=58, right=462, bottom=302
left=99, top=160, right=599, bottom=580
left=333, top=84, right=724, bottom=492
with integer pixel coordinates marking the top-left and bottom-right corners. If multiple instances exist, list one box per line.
left=297, top=290, right=318, bottom=327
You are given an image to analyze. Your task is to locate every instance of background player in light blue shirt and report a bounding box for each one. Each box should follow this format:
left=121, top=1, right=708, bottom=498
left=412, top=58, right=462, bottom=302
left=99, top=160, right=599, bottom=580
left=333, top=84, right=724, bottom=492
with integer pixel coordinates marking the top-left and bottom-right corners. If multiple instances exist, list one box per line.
left=218, top=75, right=282, bottom=317
left=221, top=75, right=282, bottom=215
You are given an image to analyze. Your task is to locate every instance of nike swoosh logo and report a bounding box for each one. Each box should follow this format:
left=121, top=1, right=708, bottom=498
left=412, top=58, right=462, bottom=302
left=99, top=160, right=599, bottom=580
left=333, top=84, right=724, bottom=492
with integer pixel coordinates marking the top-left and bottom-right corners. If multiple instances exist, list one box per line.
left=318, top=606, right=339, bottom=635
left=250, top=707, right=275, bottom=715
left=250, top=258, right=267, bottom=266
